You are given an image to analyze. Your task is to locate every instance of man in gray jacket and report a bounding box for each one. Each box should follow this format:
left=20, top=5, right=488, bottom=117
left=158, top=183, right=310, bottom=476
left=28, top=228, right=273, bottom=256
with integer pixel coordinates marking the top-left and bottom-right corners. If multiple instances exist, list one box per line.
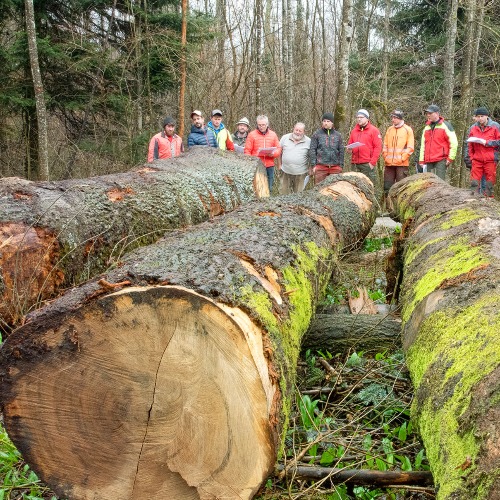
left=309, top=112, right=344, bottom=184
left=277, top=122, right=311, bottom=194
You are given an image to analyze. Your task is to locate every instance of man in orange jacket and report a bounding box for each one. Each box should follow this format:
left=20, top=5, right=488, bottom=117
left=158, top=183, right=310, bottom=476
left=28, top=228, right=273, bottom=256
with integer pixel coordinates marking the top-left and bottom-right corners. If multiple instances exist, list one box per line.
left=382, top=110, right=414, bottom=194
left=244, top=115, right=282, bottom=193
left=147, top=116, right=184, bottom=162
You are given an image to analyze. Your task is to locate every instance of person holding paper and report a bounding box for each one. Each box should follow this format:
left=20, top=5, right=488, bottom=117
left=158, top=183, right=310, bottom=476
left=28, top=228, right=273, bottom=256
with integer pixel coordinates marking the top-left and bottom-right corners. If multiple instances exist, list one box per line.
left=464, top=107, right=500, bottom=197
left=309, top=112, right=344, bottom=184
left=382, top=110, right=414, bottom=194
left=277, top=122, right=311, bottom=194
left=347, top=109, right=382, bottom=189
left=418, top=104, right=458, bottom=181
left=244, top=115, right=282, bottom=192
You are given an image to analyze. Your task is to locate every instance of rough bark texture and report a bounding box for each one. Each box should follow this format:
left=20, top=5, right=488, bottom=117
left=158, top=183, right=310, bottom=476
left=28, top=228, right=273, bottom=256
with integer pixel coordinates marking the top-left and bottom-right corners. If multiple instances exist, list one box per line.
left=0, top=148, right=268, bottom=329
left=303, top=312, right=401, bottom=354
left=388, top=172, right=500, bottom=499
left=0, top=173, right=376, bottom=500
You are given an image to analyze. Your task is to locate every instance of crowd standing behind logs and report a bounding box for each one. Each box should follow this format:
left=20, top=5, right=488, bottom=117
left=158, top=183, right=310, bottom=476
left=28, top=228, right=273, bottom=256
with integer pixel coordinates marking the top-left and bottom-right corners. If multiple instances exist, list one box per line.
left=148, top=105, right=500, bottom=198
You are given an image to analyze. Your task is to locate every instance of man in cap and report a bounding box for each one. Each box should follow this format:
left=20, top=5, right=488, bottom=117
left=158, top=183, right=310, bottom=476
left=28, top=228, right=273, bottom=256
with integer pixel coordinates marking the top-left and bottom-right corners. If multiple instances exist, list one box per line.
left=382, top=110, right=414, bottom=194
left=244, top=115, right=282, bottom=192
left=147, top=116, right=184, bottom=162
left=309, top=112, right=344, bottom=184
left=464, top=107, right=500, bottom=197
left=207, top=109, right=234, bottom=150
left=418, top=104, right=458, bottom=181
left=233, top=117, right=251, bottom=148
left=187, top=110, right=218, bottom=148
left=277, top=122, right=311, bottom=194
left=347, top=109, right=383, bottom=188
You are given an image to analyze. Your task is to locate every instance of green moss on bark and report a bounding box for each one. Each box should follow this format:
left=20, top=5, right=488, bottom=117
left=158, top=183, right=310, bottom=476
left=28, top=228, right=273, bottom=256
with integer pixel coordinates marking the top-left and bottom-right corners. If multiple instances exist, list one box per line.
left=402, top=238, right=488, bottom=323
left=406, top=293, right=500, bottom=499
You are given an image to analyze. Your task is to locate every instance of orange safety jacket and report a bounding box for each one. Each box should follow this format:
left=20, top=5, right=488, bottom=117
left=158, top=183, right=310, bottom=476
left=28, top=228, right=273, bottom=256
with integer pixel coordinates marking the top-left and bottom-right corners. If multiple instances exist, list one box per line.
left=383, top=123, right=414, bottom=167
left=148, top=132, right=184, bottom=162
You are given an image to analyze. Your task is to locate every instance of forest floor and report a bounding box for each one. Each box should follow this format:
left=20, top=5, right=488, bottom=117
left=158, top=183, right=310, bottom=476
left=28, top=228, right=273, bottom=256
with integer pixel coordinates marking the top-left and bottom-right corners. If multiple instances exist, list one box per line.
left=0, top=218, right=434, bottom=500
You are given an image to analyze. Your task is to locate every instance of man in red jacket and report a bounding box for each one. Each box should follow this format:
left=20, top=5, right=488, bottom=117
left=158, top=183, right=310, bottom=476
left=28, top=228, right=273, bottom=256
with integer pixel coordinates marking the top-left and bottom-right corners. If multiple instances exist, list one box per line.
left=147, top=116, right=184, bottom=162
left=347, top=109, right=382, bottom=189
left=244, top=115, right=282, bottom=193
left=464, top=107, right=500, bottom=197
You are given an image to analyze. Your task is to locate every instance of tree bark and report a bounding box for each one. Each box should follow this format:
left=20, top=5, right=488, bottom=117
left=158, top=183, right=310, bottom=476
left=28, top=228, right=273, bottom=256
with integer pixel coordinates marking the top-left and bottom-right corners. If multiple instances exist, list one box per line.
left=303, top=312, right=401, bottom=354
left=0, top=173, right=376, bottom=500
left=0, top=148, right=268, bottom=330
left=388, top=173, right=500, bottom=499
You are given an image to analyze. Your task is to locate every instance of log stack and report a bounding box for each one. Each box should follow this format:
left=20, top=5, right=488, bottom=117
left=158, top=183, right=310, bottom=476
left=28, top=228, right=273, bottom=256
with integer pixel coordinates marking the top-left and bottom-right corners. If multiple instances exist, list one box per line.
left=0, top=173, right=376, bottom=499
left=388, top=173, right=500, bottom=499
left=0, top=148, right=268, bottom=330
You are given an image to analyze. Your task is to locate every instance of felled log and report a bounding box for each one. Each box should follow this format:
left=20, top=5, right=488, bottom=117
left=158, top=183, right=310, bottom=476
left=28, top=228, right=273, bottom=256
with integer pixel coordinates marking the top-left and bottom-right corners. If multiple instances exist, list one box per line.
left=0, top=173, right=376, bottom=500
left=303, top=312, right=401, bottom=354
left=388, top=173, right=500, bottom=499
left=278, top=464, right=433, bottom=487
left=0, top=148, right=268, bottom=329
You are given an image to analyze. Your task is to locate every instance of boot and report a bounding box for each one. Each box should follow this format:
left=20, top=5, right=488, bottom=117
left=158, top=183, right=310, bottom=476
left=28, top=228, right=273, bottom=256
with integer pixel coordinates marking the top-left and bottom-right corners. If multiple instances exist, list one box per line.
left=484, top=181, right=494, bottom=198
left=470, top=179, right=480, bottom=196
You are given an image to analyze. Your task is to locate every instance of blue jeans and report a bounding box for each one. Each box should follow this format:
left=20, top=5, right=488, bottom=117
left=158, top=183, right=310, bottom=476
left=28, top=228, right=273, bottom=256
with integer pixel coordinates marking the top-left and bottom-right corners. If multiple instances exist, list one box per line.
left=266, top=166, right=275, bottom=192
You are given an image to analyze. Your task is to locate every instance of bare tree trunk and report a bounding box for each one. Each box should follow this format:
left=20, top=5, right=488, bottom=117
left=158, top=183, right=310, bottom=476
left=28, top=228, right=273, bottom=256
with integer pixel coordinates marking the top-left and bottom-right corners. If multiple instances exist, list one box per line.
left=334, top=0, right=353, bottom=136
left=441, top=0, right=458, bottom=118
left=254, top=0, right=263, bottom=111
left=178, top=0, right=188, bottom=138
left=381, top=0, right=390, bottom=103
left=24, top=0, right=49, bottom=181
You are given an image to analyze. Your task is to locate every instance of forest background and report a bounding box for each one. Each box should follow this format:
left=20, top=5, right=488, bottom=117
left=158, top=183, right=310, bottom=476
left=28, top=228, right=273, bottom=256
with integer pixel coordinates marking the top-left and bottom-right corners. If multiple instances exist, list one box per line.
left=0, top=0, right=498, bottom=187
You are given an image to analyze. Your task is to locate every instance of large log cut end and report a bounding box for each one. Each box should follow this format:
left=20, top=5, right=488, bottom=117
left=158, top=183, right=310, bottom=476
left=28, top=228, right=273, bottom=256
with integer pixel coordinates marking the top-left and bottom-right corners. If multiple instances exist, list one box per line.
left=0, top=148, right=267, bottom=330
left=2, top=286, right=275, bottom=499
left=388, top=173, right=500, bottom=499
left=1, top=172, right=376, bottom=499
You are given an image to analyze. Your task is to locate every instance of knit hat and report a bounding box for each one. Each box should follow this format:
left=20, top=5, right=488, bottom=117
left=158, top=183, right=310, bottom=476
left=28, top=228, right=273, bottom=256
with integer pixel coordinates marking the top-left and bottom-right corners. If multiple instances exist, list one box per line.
left=357, top=109, right=370, bottom=119
left=390, top=110, right=404, bottom=119
left=237, top=117, right=250, bottom=126
left=474, top=107, right=490, bottom=116
left=163, top=116, right=175, bottom=126
left=190, top=109, right=203, bottom=118
left=425, top=104, right=440, bottom=113
left=322, top=112, right=334, bottom=122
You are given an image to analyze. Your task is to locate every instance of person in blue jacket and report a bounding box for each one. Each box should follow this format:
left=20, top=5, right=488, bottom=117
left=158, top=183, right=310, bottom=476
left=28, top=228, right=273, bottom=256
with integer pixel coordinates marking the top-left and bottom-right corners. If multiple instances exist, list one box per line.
left=187, top=110, right=217, bottom=148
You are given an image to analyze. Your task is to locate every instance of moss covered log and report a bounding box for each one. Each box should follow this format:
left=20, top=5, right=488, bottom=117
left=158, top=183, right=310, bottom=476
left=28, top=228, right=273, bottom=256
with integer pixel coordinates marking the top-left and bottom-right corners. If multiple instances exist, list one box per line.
left=0, top=173, right=375, bottom=500
left=0, top=148, right=268, bottom=330
left=388, top=173, right=500, bottom=499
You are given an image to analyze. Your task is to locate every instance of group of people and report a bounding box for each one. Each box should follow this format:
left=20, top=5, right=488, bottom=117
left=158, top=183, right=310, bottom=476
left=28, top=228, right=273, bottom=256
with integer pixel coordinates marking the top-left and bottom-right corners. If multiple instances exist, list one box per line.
left=147, top=105, right=500, bottom=198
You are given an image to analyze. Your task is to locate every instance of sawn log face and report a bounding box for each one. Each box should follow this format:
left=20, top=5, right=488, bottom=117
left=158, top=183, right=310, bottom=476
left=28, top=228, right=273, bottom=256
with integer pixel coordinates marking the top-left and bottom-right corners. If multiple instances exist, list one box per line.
left=388, top=173, right=500, bottom=499
left=0, top=173, right=376, bottom=499
left=0, top=148, right=268, bottom=329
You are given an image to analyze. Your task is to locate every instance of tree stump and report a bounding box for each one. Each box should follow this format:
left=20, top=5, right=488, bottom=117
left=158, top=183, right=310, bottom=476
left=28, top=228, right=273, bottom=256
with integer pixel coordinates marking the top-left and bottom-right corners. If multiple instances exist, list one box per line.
left=0, top=173, right=376, bottom=499
left=0, top=148, right=268, bottom=330
left=388, top=172, right=500, bottom=499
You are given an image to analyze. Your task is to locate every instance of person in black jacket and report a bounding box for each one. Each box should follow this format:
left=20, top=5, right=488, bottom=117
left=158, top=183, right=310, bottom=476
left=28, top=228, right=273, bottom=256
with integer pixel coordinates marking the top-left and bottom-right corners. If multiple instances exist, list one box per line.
left=309, top=112, right=344, bottom=184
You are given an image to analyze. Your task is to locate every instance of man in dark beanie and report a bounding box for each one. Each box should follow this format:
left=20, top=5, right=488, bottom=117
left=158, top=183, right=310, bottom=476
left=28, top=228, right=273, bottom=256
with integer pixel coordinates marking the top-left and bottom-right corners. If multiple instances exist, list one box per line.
left=464, top=107, right=500, bottom=197
left=309, top=112, right=344, bottom=184
left=147, top=115, right=184, bottom=162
